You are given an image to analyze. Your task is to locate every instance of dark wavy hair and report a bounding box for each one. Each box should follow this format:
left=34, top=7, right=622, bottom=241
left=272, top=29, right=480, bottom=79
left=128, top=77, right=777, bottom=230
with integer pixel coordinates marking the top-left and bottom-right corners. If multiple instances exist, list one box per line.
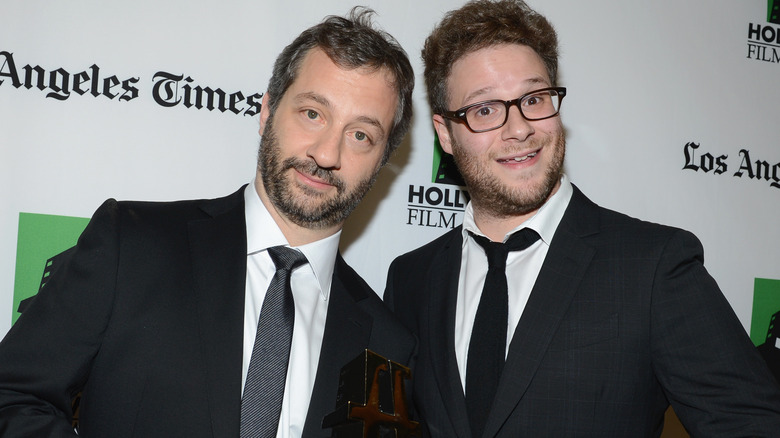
left=422, top=0, right=559, bottom=115
left=266, top=7, right=414, bottom=164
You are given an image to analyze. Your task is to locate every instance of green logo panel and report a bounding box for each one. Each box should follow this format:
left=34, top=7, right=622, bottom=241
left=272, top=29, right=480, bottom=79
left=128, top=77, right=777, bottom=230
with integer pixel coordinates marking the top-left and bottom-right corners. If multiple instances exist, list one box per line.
left=13, top=212, right=89, bottom=324
left=750, top=278, right=780, bottom=346
left=431, top=132, right=465, bottom=186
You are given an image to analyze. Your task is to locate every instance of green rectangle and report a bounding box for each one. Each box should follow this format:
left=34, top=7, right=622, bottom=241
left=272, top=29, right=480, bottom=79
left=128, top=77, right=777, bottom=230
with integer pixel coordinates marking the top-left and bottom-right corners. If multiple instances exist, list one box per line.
left=13, top=212, right=90, bottom=324
left=750, top=278, right=780, bottom=346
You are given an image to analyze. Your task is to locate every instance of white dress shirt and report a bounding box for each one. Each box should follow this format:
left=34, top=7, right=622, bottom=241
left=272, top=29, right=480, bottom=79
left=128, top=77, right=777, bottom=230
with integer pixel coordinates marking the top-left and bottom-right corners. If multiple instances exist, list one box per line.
left=455, top=174, right=573, bottom=391
left=242, top=181, right=339, bottom=438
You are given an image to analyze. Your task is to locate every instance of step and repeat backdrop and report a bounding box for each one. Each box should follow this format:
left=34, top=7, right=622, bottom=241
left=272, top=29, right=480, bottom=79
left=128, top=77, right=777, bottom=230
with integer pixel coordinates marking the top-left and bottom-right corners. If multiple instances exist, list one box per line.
left=2, top=0, right=779, bottom=375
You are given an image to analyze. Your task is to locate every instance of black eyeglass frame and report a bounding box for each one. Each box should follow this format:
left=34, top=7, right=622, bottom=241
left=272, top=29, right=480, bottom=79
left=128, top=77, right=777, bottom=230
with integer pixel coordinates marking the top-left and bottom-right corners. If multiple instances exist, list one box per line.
left=440, top=86, right=567, bottom=133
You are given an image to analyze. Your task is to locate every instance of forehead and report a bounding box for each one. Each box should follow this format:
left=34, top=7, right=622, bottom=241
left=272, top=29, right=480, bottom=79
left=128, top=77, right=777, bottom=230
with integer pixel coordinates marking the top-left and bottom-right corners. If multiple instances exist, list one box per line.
left=285, top=48, right=398, bottom=131
left=447, top=44, right=550, bottom=107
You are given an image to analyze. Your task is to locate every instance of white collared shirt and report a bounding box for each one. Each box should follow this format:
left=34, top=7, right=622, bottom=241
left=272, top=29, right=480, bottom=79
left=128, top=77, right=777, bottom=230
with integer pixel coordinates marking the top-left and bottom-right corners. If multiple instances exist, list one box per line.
left=243, top=181, right=339, bottom=438
left=455, top=175, right=573, bottom=391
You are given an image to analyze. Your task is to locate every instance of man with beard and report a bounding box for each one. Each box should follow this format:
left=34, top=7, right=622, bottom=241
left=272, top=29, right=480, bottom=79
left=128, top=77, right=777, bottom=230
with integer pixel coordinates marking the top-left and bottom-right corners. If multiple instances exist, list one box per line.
left=384, top=1, right=780, bottom=437
left=0, top=8, right=415, bottom=438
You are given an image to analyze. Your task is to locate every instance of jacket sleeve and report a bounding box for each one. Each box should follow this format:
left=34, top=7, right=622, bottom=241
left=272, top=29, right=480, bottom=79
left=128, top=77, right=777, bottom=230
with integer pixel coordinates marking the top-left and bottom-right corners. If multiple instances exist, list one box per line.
left=0, top=199, right=120, bottom=437
left=649, top=229, right=780, bottom=436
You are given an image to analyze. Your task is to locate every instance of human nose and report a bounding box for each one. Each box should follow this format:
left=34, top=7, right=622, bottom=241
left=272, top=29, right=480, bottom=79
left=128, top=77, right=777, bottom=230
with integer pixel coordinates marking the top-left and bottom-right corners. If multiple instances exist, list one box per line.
left=500, top=103, right=534, bottom=141
left=306, top=128, right=342, bottom=169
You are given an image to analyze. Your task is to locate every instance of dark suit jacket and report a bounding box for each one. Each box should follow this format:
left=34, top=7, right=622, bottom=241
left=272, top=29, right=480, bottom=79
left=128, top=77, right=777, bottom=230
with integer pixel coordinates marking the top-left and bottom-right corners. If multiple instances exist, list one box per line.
left=385, top=186, right=780, bottom=437
left=0, top=187, right=415, bottom=437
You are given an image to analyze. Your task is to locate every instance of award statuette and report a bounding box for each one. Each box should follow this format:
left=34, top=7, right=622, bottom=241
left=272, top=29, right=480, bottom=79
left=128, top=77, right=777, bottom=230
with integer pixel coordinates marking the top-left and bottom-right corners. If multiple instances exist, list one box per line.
left=322, top=350, right=419, bottom=437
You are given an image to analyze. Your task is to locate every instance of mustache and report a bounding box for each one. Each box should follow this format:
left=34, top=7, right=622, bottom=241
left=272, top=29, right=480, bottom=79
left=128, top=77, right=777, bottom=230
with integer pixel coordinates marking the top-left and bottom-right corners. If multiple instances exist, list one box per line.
left=497, top=138, right=545, bottom=156
left=282, top=157, right=345, bottom=192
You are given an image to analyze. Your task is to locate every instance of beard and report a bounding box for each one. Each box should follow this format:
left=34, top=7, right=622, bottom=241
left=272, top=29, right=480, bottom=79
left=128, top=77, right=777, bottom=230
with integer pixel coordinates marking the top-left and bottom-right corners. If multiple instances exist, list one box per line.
left=257, top=114, right=379, bottom=230
left=451, top=133, right=565, bottom=218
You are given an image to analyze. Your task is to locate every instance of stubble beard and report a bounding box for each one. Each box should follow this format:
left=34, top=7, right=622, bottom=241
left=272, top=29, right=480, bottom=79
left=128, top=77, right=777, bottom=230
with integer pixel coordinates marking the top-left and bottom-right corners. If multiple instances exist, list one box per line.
left=451, top=133, right=565, bottom=219
left=257, top=114, right=379, bottom=230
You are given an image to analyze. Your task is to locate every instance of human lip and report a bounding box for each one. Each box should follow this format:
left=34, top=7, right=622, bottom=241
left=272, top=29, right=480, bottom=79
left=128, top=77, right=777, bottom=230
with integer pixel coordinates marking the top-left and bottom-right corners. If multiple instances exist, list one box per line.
left=497, top=149, right=539, bottom=164
left=294, top=168, right=335, bottom=189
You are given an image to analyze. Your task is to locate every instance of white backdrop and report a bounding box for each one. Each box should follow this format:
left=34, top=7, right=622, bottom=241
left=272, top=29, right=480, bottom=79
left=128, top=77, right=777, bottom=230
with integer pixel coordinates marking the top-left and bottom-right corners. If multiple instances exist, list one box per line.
left=2, top=0, right=779, bottom=341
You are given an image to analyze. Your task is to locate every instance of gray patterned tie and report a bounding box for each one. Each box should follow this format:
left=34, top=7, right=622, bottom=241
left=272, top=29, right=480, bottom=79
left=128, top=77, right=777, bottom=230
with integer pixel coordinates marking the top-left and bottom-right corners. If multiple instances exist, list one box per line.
left=240, top=245, right=308, bottom=438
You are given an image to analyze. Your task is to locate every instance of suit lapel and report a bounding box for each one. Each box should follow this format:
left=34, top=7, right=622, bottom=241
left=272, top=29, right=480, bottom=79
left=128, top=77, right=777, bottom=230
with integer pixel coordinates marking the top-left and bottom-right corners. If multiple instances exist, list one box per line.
left=303, top=254, right=373, bottom=438
left=427, top=229, right=474, bottom=438
left=188, top=188, right=247, bottom=438
left=482, top=187, right=598, bottom=438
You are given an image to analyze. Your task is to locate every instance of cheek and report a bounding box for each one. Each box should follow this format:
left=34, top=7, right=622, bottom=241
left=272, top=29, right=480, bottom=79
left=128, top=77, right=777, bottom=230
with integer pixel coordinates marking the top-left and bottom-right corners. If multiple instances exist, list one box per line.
left=344, top=150, right=382, bottom=181
left=539, top=119, right=564, bottom=137
left=453, top=132, right=494, bottom=158
left=274, top=128, right=313, bottom=157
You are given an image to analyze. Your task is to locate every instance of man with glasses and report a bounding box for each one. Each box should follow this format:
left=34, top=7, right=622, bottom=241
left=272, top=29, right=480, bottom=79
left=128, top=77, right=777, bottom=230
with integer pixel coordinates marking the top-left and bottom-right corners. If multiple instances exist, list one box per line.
left=384, top=0, right=780, bottom=436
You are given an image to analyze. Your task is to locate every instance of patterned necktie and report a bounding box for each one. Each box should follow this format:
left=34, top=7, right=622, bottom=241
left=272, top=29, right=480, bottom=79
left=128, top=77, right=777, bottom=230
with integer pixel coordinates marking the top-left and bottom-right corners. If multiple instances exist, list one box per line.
left=240, top=246, right=308, bottom=438
left=465, top=228, right=541, bottom=438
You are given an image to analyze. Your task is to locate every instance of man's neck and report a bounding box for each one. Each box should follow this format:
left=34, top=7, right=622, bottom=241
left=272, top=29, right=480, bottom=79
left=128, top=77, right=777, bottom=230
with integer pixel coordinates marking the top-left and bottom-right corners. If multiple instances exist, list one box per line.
left=471, top=208, right=537, bottom=242
left=471, top=181, right=561, bottom=242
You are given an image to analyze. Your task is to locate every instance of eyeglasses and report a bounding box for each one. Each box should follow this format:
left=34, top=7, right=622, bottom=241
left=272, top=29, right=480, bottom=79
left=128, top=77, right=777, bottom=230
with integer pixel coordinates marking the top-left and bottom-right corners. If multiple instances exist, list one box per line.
left=440, top=87, right=567, bottom=133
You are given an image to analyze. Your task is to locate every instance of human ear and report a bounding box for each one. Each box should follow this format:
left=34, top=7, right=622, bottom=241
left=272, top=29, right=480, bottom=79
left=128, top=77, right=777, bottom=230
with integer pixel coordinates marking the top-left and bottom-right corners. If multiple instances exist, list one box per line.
left=433, top=114, right=453, bottom=155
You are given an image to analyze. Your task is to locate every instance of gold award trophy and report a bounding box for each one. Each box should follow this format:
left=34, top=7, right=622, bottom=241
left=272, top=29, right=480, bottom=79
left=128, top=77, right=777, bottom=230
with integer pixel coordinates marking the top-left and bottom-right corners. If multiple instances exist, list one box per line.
left=322, top=350, right=420, bottom=437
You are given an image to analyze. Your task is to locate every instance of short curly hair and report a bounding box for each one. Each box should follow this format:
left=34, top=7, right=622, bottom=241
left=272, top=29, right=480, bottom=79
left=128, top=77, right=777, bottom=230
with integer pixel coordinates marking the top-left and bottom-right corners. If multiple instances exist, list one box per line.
left=266, top=7, right=414, bottom=165
left=422, top=0, right=559, bottom=115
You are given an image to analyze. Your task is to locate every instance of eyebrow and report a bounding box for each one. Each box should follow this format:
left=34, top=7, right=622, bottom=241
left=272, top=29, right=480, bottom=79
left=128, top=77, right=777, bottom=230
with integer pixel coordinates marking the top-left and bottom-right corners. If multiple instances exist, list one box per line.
left=294, top=91, right=388, bottom=139
left=355, top=116, right=387, bottom=140
left=295, top=91, right=331, bottom=108
left=462, top=77, right=550, bottom=104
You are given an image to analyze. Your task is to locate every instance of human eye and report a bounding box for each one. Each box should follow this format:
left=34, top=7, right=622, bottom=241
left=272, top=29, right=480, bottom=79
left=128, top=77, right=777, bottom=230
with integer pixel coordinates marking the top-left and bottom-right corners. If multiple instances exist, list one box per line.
left=468, top=102, right=502, bottom=119
left=298, top=107, right=326, bottom=129
left=523, top=92, right=548, bottom=107
left=349, top=130, right=375, bottom=146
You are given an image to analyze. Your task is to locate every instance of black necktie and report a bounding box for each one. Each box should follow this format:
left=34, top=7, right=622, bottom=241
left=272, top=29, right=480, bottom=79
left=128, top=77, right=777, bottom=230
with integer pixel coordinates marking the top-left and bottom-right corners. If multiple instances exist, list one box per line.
left=465, top=228, right=540, bottom=438
left=240, top=246, right=308, bottom=438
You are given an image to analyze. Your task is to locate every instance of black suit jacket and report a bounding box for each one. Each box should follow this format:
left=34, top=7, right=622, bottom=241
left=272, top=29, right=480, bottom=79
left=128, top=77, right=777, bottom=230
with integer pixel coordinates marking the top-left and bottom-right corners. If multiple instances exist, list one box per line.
left=0, top=187, right=415, bottom=437
left=385, top=186, right=780, bottom=437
